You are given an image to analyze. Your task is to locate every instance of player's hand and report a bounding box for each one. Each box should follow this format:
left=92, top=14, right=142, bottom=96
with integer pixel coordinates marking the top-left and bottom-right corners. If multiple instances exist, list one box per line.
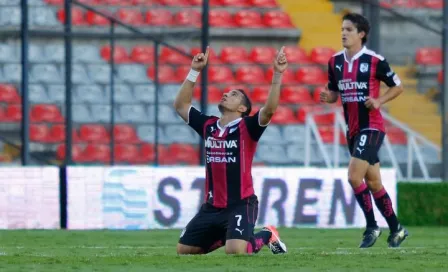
left=273, top=46, right=288, bottom=73
left=319, top=85, right=331, bottom=103
left=365, top=97, right=381, bottom=110
left=191, top=46, right=210, bottom=72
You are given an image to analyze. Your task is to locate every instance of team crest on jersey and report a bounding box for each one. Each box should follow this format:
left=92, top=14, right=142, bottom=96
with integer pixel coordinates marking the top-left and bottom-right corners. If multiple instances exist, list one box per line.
left=360, top=63, right=369, bottom=73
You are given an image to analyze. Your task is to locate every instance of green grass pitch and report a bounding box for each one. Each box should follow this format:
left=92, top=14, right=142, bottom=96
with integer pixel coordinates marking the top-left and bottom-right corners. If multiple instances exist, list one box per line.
left=1, top=227, right=447, bottom=271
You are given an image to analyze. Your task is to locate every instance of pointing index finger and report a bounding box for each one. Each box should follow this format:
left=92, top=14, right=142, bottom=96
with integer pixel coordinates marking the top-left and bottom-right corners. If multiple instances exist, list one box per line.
left=279, top=46, right=285, bottom=55
left=204, top=46, right=210, bottom=60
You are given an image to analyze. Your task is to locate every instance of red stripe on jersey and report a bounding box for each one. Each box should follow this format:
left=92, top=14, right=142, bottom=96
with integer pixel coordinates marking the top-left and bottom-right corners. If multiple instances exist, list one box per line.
left=212, top=128, right=229, bottom=208
left=239, top=121, right=255, bottom=199
left=368, top=57, right=385, bottom=132
left=345, top=59, right=361, bottom=138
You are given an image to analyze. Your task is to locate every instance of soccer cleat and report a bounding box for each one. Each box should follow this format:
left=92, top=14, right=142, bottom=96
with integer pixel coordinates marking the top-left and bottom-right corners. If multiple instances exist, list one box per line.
left=387, top=225, right=409, bottom=248
left=263, top=225, right=287, bottom=254
left=359, top=226, right=382, bottom=248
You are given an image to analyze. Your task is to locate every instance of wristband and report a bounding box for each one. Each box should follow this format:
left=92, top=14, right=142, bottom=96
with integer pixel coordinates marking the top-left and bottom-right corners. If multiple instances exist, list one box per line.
left=272, top=72, right=283, bottom=84
left=186, top=69, right=200, bottom=83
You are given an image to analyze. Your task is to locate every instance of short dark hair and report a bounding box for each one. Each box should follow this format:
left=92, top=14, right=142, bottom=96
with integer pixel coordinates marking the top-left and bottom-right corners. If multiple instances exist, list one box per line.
left=236, top=89, right=252, bottom=117
left=342, top=13, right=370, bottom=45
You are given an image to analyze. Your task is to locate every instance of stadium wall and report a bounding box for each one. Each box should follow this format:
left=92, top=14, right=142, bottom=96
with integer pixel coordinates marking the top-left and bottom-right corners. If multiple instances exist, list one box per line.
left=0, top=166, right=445, bottom=229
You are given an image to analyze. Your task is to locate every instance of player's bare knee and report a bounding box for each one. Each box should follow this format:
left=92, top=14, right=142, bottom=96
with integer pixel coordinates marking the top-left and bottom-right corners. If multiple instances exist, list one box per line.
left=225, top=242, right=247, bottom=255
left=366, top=179, right=382, bottom=192
left=176, top=244, right=203, bottom=255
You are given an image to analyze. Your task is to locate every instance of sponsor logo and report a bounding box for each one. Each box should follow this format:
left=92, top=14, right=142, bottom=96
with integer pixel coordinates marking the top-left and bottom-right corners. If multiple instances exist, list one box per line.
left=336, top=65, right=342, bottom=72
left=206, top=156, right=236, bottom=163
left=338, top=81, right=368, bottom=91
left=205, top=137, right=238, bottom=149
left=235, top=228, right=244, bottom=235
left=341, top=95, right=368, bottom=103
left=386, top=70, right=395, bottom=77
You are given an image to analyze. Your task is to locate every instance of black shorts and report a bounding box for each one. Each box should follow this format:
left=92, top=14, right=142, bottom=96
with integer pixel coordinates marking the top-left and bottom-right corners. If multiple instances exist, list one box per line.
left=348, top=130, right=385, bottom=165
left=178, top=195, right=258, bottom=250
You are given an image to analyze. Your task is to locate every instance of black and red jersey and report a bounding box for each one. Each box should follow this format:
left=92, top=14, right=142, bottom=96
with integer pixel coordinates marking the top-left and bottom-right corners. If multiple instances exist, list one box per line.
left=187, top=106, right=267, bottom=208
left=327, top=46, right=401, bottom=138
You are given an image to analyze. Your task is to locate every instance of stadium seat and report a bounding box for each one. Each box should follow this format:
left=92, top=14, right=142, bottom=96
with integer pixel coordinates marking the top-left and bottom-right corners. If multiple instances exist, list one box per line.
left=234, top=10, right=264, bottom=28
left=0, top=44, right=18, bottom=62
left=30, top=64, right=63, bottom=84
left=222, top=84, right=248, bottom=94
left=0, top=84, right=20, bottom=103
left=165, top=125, right=198, bottom=144
left=297, top=105, right=326, bottom=123
left=86, top=10, right=111, bottom=26
left=114, top=124, right=140, bottom=143
left=75, top=85, right=105, bottom=104
left=72, top=104, right=92, bottom=123
left=314, top=112, right=335, bottom=125
left=236, top=66, right=267, bottom=84
left=114, top=144, right=140, bottom=163
left=0, top=107, right=6, bottom=122
left=5, top=104, right=21, bottom=122
left=140, top=143, right=155, bottom=162
left=194, top=85, right=222, bottom=103
left=438, top=70, right=443, bottom=84
left=280, top=86, right=314, bottom=104
left=270, top=106, right=297, bottom=124
left=83, top=144, right=111, bottom=163
left=219, top=0, right=249, bottom=7
left=79, top=124, right=110, bottom=143
left=158, top=0, right=192, bottom=5
left=249, top=0, right=278, bottom=7
left=208, top=65, right=235, bottom=84
left=386, top=126, right=407, bottom=145
left=296, top=66, right=326, bottom=85
left=147, top=65, right=180, bottom=83
left=191, top=47, right=220, bottom=63
left=249, top=46, right=276, bottom=64
left=209, top=10, right=235, bottom=28
left=318, top=126, right=334, bottom=144
left=423, top=0, right=443, bottom=9
left=170, top=143, right=199, bottom=165
left=220, top=46, right=250, bottom=64
left=259, top=125, right=283, bottom=144
left=48, top=124, right=80, bottom=143
left=56, top=144, right=84, bottom=162
left=100, top=45, right=130, bottom=63
left=31, top=104, right=64, bottom=123
left=263, top=11, right=294, bottom=28
left=110, top=84, right=135, bottom=103
left=117, top=65, right=149, bottom=83
left=145, top=9, right=173, bottom=26
left=256, top=144, right=289, bottom=164
left=29, top=85, right=50, bottom=104
left=283, top=46, right=310, bottom=64
left=416, top=47, right=442, bottom=65
left=251, top=85, right=269, bottom=103
left=160, top=47, right=190, bottom=64
left=175, top=9, right=201, bottom=27
left=310, top=47, right=336, bottom=65
left=87, top=64, right=112, bottom=84
left=118, top=104, right=147, bottom=123
left=30, top=124, right=50, bottom=143
left=28, top=44, right=45, bottom=63
left=265, top=68, right=296, bottom=84
left=2, top=64, right=21, bottom=83
left=283, top=125, right=306, bottom=143
left=57, top=8, right=85, bottom=25
left=116, top=9, right=144, bottom=25
left=130, top=45, right=154, bottom=64
left=137, top=125, right=157, bottom=143
left=73, top=45, right=103, bottom=63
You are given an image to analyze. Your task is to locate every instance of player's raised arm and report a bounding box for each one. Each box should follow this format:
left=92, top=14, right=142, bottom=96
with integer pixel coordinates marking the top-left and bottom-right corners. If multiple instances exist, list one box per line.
left=259, top=46, right=288, bottom=126
left=173, top=46, right=210, bottom=122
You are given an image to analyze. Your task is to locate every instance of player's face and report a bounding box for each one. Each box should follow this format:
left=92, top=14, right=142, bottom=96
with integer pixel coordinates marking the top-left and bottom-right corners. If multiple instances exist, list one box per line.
left=219, top=90, right=247, bottom=115
left=342, top=20, right=364, bottom=49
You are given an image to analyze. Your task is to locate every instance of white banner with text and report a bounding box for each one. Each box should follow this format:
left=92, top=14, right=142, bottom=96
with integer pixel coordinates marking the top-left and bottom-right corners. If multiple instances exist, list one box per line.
left=67, top=167, right=397, bottom=230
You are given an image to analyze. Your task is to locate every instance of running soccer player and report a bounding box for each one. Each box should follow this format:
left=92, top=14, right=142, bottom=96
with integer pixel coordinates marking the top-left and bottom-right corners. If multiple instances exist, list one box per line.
left=173, top=46, right=288, bottom=255
left=320, top=13, right=408, bottom=248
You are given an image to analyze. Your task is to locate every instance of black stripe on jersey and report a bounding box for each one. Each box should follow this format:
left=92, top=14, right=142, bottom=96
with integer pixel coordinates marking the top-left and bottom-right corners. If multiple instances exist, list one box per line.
left=333, top=54, right=350, bottom=126
left=356, top=54, right=373, bottom=132
left=226, top=123, right=241, bottom=204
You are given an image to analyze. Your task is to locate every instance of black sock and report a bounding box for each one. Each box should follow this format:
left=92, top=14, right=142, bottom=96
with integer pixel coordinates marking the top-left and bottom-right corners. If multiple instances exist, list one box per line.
left=373, top=187, right=400, bottom=233
left=247, top=230, right=271, bottom=254
left=353, top=182, right=378, bottom=228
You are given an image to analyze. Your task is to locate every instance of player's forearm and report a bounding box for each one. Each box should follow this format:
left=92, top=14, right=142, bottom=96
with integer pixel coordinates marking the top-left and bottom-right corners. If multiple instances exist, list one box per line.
left=327, top=91, right=339, bottom=103
left=379, top=85, right=403, bottom=105
left=263, top=73, right=282, bottom=116
left=173, top=79, right=195, bottom=110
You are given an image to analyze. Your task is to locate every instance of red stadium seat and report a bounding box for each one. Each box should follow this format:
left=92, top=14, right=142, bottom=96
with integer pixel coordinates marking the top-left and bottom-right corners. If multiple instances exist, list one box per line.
left=160, top=47, right=190, bottom=64
left=114, top=144, right=140, bottom=163
left=56, top=144, right=84, bottom=162
left=250, top=105, right=261, bottom=116
left=140, top=143, right=155, bottom=162
left=147, top=65, right=180, bottom=83
left=310, top=47, right=336, bottom=65
left=158, top=0, right=192, bottom=6
left=296, top=66, right=326, bottom=85
left=249, top=0, right=278, bottom=7
left=386, top=126, right=407, bottom=145
left=270, top=106, right=297, bottom=124
left=100, top=45, right=130, bottom=63
left=101, top=0, right=131, bottom=5
left=416, top=47, right=442, bottom=65
left=83, top=144, right=111, bottom=163
left=209, top=10, right=235, bottom=28
left=314, top=112, right=335, bottom=125
left=283, top=46, right=310, bottom=64
left=222, top=85, right=248, bottom=94
left=220, top=46, right=250, bottom=64
left=45, top=0, right=64, bottom=4
left=30, top=124, right=51, bottom=143
left=174, top=9, right=201, bottom=27
left=48, top=124, right=80, bottom=143
left=234, top=10, right=264, bottom=28
left=79, top=124, right=110, bottom=143
left=0, top=84, right=20, bottom=103
left=140, top=144, right=171, bottom=164
left=219, top=0, right=249, bottom=7
left=145, top=9, right=173, bottom=26
left=5, top=104, right=21, bottom=122
left=190, top=47, right=220, bottom=63
left=0, top=107, right=6, bottom=122
left=251, top=85, right=270, bottom=103
left=249, top=46, right=276, bottom=64
left=423, top=0, right=443, bottom=9
left=57, top=8, right=85, bottom=25
left=236, top=66, right=267, bottom=84
left=438, top=70, right=443, bottom=84
left=208, top=66, right=235, bottom=84
left=114, top=124, right=140, bottom=143
left=86, top=10, right=111, bottom=26
left=280, top=86, right=314, bottom=104
left=263, top=11, right=294, bottom=28
left=318, top=126, right=334, bottom=144
left=194, top=85, right=222, bottom=103
left=31, top=104, right=64, bottom=123
left=265, top=68, right=296, bottom=84
left=296, top=105, right=326, bottom=123
left=132, top=0, right=157, bottom=5
left=116, top=9, right=144, bottom=25
left=130, top=45, right=154, bottom=63
left=170, top=143, right=199, bottom=165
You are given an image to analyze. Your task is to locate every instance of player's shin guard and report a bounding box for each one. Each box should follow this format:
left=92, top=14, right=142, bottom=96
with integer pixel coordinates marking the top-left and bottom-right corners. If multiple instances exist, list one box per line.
left=353, top=182, right=378, bottom=228
left=246, top=231, right=271, bottom=254
left=373, top=187, right=399, bottom=232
